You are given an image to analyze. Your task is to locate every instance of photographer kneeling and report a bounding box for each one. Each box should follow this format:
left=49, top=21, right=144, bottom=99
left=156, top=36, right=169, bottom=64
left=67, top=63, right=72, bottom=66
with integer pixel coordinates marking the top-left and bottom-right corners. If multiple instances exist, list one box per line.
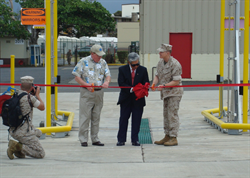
left=7, top=76, right=45, bottom=159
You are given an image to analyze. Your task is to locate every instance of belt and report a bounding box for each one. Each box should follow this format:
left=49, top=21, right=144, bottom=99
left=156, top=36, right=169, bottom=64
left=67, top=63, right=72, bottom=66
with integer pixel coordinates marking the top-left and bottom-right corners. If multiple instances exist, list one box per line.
left=83, top=87, right=102, bottom=91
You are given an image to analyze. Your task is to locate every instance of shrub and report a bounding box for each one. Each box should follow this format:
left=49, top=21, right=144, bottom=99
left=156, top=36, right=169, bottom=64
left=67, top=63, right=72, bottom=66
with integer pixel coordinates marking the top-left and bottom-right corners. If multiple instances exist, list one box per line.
left=117, top=51, right=128, bottom=64
left=78, top=51, right=90, bottom=57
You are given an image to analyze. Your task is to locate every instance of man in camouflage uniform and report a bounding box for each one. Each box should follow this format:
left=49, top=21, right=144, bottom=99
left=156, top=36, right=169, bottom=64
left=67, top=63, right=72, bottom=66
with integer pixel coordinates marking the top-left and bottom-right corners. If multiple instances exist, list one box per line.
left=72, top=44, right=111, bottom=147
left=152, top=44, right=183, bottom=146
left=7, top=76, right=45, bottom=159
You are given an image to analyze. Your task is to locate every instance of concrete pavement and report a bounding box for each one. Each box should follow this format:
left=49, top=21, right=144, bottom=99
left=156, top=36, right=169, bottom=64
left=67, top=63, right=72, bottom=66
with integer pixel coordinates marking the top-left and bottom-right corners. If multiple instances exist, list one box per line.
left=0, top=90, right=249, bottom=178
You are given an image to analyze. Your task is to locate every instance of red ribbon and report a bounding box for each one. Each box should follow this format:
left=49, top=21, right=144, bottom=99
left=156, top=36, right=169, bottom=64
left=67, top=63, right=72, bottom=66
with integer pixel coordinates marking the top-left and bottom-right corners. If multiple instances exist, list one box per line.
left=0, top=83, right=250, bottom=88
left=133, top=82, right=150, bottom=100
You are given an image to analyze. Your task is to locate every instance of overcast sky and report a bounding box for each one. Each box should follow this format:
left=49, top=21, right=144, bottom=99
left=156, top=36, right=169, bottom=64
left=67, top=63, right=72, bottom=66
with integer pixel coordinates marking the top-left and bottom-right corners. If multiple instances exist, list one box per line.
left=13, top=0, right=139, bottom=14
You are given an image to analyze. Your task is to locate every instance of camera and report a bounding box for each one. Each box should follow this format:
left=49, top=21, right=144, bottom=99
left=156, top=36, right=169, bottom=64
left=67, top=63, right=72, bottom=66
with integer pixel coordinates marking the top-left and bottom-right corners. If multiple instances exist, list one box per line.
left=30, top=85, right=41, bottom=95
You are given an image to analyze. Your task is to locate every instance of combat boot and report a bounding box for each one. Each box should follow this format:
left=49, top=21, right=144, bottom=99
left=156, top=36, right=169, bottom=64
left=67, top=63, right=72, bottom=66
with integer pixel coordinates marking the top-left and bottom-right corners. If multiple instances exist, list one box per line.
left=154, top=135, right=170, bottom=145
left=8, top=140, right=25, bottom=158
left=164, top=137, right=178, bottom=146
left=7, top=140, right=24, bottom=159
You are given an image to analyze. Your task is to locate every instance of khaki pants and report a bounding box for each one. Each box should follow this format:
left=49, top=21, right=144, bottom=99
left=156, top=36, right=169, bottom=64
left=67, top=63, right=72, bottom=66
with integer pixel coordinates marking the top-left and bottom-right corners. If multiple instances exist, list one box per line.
left=79, top=88, right=104, bottom=143
left=163, top=96, right=182, bottom=137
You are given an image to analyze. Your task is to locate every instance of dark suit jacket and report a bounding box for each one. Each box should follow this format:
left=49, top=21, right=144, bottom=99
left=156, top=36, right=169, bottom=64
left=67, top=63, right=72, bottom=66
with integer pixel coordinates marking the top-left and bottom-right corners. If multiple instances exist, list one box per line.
left=117, top=64, right=149, bottom=108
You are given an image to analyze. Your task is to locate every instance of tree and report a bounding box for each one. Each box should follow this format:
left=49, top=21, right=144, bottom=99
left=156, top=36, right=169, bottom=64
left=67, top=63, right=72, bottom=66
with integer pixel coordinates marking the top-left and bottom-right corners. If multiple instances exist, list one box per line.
left=114, top=10, right=121, bottom=16
left=0, top=0, right=30, bottom=39
left=15, top=0, right=116, bottom=43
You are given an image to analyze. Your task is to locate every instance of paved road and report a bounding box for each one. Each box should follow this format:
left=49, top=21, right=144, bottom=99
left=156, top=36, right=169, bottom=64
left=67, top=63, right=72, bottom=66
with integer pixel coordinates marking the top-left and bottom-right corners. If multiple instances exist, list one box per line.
left=0, top=65, right=219, bottom=93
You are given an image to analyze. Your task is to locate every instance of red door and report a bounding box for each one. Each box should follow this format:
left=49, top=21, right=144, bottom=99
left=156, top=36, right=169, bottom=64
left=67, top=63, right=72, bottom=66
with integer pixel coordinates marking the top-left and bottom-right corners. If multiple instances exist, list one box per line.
left=169, top=33, right=192, bottom=78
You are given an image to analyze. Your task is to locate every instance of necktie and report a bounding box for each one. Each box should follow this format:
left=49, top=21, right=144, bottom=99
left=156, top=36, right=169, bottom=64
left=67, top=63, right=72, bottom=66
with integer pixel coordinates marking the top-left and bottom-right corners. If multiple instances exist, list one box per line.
left=131, top=69, right=135, bottom=85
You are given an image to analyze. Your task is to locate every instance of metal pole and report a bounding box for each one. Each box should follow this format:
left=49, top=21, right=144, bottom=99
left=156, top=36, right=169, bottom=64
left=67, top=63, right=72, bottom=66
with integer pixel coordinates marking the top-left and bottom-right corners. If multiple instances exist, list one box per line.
left=243, top=0, right=249, bottom=131
left=51, top=0, right=55, bottom=123
left=54, top=0, right=58, bottom=117
left=219, top=0, right=225, bottom=118
left=228, top=0, right=241, bottom=135
left=10, top=55, right=15, bottom=88
left=45, top=0, right=52, bottom=131
left=226, top=3, right=232, bottom=122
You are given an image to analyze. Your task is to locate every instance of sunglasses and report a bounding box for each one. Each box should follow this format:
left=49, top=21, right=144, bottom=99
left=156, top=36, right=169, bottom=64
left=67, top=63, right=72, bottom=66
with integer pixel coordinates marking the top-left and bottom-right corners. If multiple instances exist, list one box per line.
left=131, top=63, right=140, bottom=67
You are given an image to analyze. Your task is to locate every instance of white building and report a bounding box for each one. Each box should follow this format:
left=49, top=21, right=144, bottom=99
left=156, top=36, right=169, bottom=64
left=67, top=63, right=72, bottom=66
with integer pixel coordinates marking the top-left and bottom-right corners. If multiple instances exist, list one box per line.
left=139, top=0, right=249, bottom=81
left=122, top=4, right=139, bottom=18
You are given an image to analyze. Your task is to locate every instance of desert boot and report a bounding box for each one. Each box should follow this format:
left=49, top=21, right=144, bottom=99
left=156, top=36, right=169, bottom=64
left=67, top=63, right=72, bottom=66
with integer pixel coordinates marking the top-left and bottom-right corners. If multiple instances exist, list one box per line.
left=154, top=135, right=170, bottom=145
left=164, top=137, right=178, bottom=146
left=7, top=140, right=24, bottom=159
left=8, top=140, right=25, bottom=158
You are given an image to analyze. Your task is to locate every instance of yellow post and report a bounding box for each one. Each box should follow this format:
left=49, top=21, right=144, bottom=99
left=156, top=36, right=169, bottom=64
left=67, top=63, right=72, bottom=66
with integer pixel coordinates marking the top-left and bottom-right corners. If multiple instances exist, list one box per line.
left=10, top=55, right=15, bottom=88
left=35, top=58, right=37, bottom=67
left=219, top=0, right=225, bottom=117
left=45, top=0, right=51, bottom=132
left=243, top=0, right=249, bottom=131
left=54, top=0, right=58, bottom=117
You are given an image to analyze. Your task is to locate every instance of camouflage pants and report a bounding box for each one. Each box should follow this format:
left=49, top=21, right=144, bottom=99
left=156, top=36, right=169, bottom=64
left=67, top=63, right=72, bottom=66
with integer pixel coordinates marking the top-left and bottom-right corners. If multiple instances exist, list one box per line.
left=163, top=96, right=182, bottom=137
left=9, top=122, right=45, bottom=158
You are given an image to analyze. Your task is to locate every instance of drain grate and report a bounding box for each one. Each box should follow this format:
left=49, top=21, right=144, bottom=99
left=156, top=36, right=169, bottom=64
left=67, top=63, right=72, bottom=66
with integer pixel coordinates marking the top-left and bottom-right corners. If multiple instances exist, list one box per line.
left=138, top=118, right=152, bottom=144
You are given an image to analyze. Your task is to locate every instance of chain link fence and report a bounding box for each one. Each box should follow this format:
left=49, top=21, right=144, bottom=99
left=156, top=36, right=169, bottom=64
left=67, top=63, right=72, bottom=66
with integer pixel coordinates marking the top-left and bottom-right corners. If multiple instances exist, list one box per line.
left=38, top=37, right=139, bottom=66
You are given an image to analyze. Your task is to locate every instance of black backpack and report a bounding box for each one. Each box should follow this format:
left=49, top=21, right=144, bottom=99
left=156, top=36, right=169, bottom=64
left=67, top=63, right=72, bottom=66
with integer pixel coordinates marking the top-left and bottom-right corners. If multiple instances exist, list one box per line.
left=1, top=92, right=31, bottom=130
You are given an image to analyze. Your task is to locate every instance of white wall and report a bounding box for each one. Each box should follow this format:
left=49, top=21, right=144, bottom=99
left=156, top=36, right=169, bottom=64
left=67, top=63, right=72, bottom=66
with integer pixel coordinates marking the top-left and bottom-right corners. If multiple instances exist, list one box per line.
left=122, top=4, right=139, bottom=18
left=141, top=53, right=246, bottom=81
left=117, top=22, right=139, bottom=49
left=0, top=38, right=29, bottom=58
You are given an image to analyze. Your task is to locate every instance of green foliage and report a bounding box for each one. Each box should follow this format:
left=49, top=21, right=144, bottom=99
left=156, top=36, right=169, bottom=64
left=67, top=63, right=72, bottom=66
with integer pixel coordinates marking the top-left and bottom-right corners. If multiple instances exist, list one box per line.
left=78, top=51, right=90, bottom=57
left=114, top=10, right=121, bottom=16
left=0, top=0, right=30, bottom=39
left=117, top=51, right=128, bottom=64
left=15, top=0, right=116, bottom=38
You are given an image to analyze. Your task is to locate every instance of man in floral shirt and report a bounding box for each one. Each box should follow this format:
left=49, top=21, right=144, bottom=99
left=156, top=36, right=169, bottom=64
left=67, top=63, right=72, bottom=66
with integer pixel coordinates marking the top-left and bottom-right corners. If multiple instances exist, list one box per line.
left=72, top=44, right=111, bottom=147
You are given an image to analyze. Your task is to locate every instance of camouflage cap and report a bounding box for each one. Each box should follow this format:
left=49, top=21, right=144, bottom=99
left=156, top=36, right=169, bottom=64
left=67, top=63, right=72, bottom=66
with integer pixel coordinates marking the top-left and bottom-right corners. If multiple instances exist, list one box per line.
left=91, top=44, right=105, bottom=56
left=20, top=76, right=34, bottom=84
left=157, top=44, right=172, bottom=52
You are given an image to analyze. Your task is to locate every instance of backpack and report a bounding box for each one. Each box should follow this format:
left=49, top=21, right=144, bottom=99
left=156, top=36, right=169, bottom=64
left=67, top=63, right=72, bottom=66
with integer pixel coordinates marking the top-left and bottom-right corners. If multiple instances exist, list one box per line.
left=1, top=92, right=31, bottom=130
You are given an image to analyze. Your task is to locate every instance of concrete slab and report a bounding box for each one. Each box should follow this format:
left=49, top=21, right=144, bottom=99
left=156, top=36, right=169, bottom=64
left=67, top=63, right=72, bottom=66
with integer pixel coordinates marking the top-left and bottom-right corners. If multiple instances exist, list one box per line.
left=0, top=91, right=249, bottom=177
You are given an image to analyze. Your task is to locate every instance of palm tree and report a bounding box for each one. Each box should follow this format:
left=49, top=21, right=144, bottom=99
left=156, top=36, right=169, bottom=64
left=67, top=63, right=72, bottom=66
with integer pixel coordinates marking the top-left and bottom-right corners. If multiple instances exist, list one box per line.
left=9, top=0, right=15, bottom=19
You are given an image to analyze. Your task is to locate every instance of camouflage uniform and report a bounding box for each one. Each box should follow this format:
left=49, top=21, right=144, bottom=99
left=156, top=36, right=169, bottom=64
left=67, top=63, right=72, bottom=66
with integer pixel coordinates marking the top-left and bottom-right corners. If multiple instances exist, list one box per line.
left=9, top=90, right=45, bottom=158
left=155, top=56, right=183, bottom=137
left=72, top=55, right=111, bottom=143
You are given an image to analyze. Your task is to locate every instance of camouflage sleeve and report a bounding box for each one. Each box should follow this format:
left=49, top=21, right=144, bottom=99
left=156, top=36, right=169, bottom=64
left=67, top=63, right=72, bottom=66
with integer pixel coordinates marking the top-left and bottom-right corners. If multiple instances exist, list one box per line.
left=172, top=62, right=182, bottom=81
left=30, top=95, right=40, bottom=108
left=72, top=60, right=84, bottom=78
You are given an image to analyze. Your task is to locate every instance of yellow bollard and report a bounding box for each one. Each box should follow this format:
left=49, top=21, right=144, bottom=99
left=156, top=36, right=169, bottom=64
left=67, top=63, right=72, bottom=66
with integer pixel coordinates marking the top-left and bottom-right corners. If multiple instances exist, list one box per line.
left=35, top=58, right=37, bottom=67
left=10, top=55, right=15, bottom=88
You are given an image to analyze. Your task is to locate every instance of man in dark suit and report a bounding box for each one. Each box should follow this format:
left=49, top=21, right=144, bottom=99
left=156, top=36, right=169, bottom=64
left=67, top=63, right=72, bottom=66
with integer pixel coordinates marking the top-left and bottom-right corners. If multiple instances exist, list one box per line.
left=117, top=52, right=149, bottom=146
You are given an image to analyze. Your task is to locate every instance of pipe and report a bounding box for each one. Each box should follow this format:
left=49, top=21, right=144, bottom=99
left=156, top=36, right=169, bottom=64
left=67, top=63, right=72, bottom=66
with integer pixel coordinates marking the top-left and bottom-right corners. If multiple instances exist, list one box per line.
left=37, top=111, right=74, bottom=133
left=243, top=0, right=249, bottom=132
left=201, top=107, right=250, bottom=130
left=10, top=55, right=15, bottom=88
left=54, top=0, right=58, bottom=117
left=45, top=0, right=52, bottom=131
left=219, top=0, right=226, bottom=117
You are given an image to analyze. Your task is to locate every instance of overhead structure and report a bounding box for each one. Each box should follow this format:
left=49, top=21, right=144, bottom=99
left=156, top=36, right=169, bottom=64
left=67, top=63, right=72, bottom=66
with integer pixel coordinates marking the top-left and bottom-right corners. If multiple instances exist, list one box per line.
left=202, top=0, right=250, bottom=134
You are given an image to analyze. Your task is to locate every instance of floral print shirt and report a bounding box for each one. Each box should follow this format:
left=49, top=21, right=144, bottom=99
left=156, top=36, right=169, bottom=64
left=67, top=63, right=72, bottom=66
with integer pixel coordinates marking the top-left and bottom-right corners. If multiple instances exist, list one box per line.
left=72, top=55, right=111, bottom=86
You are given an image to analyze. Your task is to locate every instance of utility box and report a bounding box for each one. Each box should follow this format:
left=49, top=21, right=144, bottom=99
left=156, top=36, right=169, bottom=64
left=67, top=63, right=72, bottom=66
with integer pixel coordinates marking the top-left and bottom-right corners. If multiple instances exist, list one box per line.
left=30, top=45, right=41, bottom=65
left=129, top=41, right=139, bottom=53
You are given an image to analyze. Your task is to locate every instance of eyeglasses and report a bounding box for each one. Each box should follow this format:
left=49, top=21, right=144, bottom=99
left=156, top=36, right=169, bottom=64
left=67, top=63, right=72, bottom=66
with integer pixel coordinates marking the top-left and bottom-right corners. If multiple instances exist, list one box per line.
left=131, top=63, right=140, bottom=67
